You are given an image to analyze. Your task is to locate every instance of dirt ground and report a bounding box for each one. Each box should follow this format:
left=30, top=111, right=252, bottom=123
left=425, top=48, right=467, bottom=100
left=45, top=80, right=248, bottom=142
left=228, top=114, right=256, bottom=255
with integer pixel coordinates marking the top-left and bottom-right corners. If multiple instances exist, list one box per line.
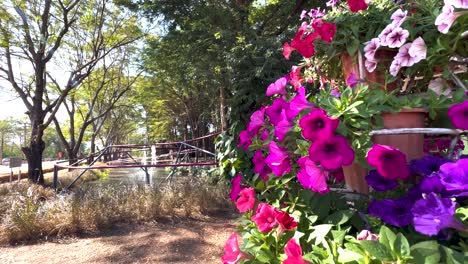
left=0, top=214, right=237, bottom=264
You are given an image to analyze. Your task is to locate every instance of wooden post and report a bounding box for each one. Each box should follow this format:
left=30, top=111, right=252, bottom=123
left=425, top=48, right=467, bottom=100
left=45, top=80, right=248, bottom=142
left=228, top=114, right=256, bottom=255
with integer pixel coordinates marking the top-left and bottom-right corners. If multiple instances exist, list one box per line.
left=9, top=168, right=13, bottom=182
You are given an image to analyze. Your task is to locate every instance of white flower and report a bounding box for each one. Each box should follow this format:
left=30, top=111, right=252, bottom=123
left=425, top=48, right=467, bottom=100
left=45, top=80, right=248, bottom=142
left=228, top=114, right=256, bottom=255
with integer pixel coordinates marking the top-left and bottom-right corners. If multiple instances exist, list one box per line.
left=408, top=37, right=427, bottom=64
left=386, top=27, right=410, bottom=48
left=391, top=9, right=408, bottom=27
left=378, top=24, right=396, bottom=47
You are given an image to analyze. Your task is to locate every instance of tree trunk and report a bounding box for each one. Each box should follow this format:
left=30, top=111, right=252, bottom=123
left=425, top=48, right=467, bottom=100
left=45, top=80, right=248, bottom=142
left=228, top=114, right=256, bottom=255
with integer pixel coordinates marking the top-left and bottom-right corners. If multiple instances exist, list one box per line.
left=22, top=123, right=45, bottom=184
left=0, top=133, right=4, bottom=163
left=220, top=85, right=227, bottom=132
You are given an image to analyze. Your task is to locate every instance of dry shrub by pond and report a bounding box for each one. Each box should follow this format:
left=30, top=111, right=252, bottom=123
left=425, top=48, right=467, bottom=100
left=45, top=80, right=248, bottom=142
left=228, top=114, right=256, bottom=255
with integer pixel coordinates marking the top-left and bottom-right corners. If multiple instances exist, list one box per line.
left=0, top=177, right=232, bottom=244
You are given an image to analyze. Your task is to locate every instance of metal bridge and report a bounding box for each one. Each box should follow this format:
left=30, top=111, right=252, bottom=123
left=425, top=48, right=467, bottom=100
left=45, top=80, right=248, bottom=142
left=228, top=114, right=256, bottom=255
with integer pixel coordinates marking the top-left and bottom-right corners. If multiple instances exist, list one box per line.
left=53, top=133, right=220, bottom=191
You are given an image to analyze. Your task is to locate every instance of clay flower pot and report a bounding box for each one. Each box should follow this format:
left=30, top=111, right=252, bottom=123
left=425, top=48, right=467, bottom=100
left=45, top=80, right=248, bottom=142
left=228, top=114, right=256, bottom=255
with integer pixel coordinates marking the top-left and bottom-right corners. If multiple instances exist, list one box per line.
left=341, top=50, right=398, bottom=92
left=372, top=108, right=427, bottom=161
left=343, top=162, right=369, bottom=194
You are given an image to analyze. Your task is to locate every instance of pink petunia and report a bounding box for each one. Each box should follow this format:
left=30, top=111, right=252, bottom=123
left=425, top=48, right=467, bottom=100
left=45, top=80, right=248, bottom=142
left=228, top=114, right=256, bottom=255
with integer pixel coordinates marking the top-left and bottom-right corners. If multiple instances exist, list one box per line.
left=378, top=24, right=396, bottom=47
left=283, top=42, right=294, bottom=60
left=297, top=156, right=330, bottom=193
left=435, top=5, right=468, bottom=34
left=308, top=134, right=355, bottom=170
left=221, top=233, right=251, bottom=264
left=248, top=107, right=266, bottom=136
left=444, top=0, right=468, bottom=9
left=251, top=203, right=278, bottom=232
left=428, top=78, right=452, bottom=97
left=366, top=144, right=410, bottom=180
left=300, top=10, right=308, bottom=20
left=260, top=129, right=269, bottom=141
left=357, top=230, right=379, bottom=241
left=364, top=38, right=380, bottom=62
left=265, top=141, right=291, bottom=177
left=287, top=86, right=314, bottom=120
left=447, top=100, right=468, bottom=130
left=274, top=109, right=294, bottom=142
left=347, top=0, right=368, bottom=13
left=408, top=37, right=427, bottom=63
left=386, top=27, right=409, bottom=48
left=299, top=109, right=339, bottom=142
left=229, top=174, right=244, bottom=201
left=236, top=188, right=256, bottom=213
left=390, top=9, right=408, bottom=27
left=266, top=76, right=289, bottom=97
left=290, top=66, right=303, bottom=90
left=283, top=239, right=309, bottom=264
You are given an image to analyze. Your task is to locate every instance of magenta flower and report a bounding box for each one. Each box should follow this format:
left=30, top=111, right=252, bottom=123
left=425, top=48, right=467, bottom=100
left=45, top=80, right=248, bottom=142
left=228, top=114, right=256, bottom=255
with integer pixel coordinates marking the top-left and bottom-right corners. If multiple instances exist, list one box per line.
left=364, top=38, right=380, bottom=62
left=346, top=72, right=359, bottom=88
left=366, top=144, right=410, bottom=180
left=297, top=156, right=330, bottom=193
left=283, top=42, right=294, bottom=60
left=237, top=130, right=252, bottom=151
left=287, top=86, right=314, bottom=120
left=251, top=203, right=278, bottom=232
left=435, top=5, right=468, bottom=34
left=408, top=37, right=427, bottom=63
left=260, top=129, right=269, bottom=141
left=308, top=8, right=325, bottom=19
left=444, top=0, right=468, bottom=8
left=229, top=174, right=243, bottom=201
left=265, top=141, right=291, bottom=177
left=357, top=230, right=379, bottom=241
left=308, top=134, right=355, bottom=170
left=253, top=150, right=266, bottom=174
left=275, top=109, right=294, bottom=142
left=347, top=0, right=368, bottom=13
left=248, top=107, right=266, bottom=136
left=412, top=193, right=465, bottom=236
left=266, top=76, right=289, bottom=97
left=283, top=239, right=309, bottom=264
left=299, top=109, right=339, bottom=142
left=447, top=100, right=468, bottom=130
left=390, top=9, right=407, bottom=27
left=386, top=27, right=409, bottom=48
left=236, top=188, right=256, bottom=213
left=221, top=233, right=251, bottom=264
left=266, top=97, right=289, bottom=125
left=378, top=24, right=396, bottom=46
left=311, top=19, right=336, bottom=43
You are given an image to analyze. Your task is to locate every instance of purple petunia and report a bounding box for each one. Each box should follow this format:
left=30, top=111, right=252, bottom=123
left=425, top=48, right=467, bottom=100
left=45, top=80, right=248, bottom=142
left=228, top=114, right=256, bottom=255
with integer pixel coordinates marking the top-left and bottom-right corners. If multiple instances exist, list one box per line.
left=438, top=158, right=468, bottom=196
left=410, top=156, right=452, bottom=177
left=365, top=170, right=398, bottom=192
left=266, top=76, right=289, bottom=97
left=248, top=107, right=266, bottom=136
left=447, top=100, right=468, bottom=130
left=408, top=175, right=447, bottom=200
left=266, top=97, right=290, bottom=126
left=368, top=197, right=413, bottom=227
left=297, top=156, right=330, bottom=194
left=287, top=86, right=314, bottom=120
left=412, top=193, right=465, bottom=236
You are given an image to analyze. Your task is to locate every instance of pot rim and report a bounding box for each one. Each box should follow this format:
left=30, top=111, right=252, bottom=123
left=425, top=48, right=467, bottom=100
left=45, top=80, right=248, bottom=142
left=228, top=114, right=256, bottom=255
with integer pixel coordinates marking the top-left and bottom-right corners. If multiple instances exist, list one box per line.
left=383, top=107, right=428, bottom=114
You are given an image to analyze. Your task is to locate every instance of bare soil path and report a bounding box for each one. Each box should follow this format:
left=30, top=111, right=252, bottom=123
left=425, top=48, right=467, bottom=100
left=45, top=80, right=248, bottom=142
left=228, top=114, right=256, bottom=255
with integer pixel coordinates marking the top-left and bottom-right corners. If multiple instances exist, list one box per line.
left=0, top=214, right=236, bottom=264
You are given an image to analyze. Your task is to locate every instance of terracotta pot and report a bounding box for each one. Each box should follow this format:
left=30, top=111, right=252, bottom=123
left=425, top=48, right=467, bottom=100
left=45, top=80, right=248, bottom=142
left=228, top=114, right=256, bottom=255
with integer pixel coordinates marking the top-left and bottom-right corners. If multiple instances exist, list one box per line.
left=341, top=51, right=398, bottom=92
left=372, top=108, right=427, bottom=161
left=343, top=162, right=369, bottom=194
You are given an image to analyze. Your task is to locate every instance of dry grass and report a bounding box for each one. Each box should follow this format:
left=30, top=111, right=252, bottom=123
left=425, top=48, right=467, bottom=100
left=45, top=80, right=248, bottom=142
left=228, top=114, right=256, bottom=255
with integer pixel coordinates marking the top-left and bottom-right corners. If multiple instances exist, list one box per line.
left=0, top=176, right=233, bottom=245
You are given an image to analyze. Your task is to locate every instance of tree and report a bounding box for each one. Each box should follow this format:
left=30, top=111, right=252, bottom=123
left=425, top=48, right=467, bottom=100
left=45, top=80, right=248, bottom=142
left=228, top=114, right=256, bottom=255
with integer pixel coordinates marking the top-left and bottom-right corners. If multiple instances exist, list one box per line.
left=0, top=0, right=142, bottom=183
left=52, top=46, right=142, bottom=164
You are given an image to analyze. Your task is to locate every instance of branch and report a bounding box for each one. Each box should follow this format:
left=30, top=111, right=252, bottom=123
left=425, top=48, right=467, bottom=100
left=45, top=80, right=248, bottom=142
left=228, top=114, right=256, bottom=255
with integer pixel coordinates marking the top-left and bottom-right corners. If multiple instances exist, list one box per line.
left=14, top=6, right=37, bottom=58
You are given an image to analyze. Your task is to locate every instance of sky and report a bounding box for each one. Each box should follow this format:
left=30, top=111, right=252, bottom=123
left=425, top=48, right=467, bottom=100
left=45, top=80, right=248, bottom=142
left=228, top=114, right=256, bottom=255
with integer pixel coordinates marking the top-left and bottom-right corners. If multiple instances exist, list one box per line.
left=0, top=86, right=28, bottom=120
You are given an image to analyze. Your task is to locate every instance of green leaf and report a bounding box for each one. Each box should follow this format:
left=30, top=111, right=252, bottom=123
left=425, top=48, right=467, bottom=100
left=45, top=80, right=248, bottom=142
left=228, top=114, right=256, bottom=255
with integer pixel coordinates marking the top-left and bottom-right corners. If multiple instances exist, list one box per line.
left=378, top=226, right=396, bottom=251
left=346, top=38, right=360, bottom=56
left=440, top=245, right=465, bottom=264
left=394, top=233, right=410, bottom=258
left=410, top=241, right=440, bottom=264
left=309, top=224, right=333, bottom=246
left=324, top=210, right=355, bottom=226
left=359, top=240, right=395, bottom=262
left=338, top=249, right=364, bottom=263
